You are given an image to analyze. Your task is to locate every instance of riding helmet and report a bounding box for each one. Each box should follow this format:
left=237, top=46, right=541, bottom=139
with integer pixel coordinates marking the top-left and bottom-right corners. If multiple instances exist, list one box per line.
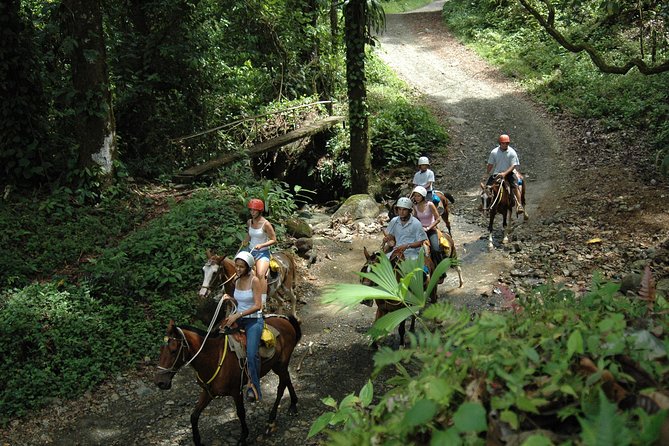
left=499, top=134, right=510, bottom=143
left=247, top=198, right=264, bottom=212
left=396, top=197, right=413, bottom=209
left=234, top=251, right=255, bottom=270
left=418, top=156, right=430, bottom=165
left=412, top=186, right=427, bottom=197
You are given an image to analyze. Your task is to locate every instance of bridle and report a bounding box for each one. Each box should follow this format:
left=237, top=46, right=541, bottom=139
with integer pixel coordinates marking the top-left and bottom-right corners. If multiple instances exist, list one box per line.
left=156, top=327, right=190, bottom=375
left=201, top=259, right=237, bottom=294
left=484, top=177, right=506, bottom=211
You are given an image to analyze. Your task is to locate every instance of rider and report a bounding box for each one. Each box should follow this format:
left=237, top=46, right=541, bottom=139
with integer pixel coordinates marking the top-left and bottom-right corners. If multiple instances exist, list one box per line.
left=410, top=186, right=442, bottom=265
left=384, top=197, right=428, bottom=260
left=412, top=156, right=435, bottom=203
left=485, top=134, right=524, bottom=214
left=221, top=251, right=264, bottom=402
left=241, top=198, right=276, bottom=305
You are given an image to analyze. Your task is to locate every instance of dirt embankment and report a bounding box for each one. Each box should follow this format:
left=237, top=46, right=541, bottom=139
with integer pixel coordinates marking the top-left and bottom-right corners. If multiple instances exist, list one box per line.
left=3, top=3, right=668, bottom=446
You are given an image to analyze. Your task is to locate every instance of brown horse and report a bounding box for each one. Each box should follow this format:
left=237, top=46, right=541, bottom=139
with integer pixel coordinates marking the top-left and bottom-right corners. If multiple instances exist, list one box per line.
left=432, top=190, right=455, bottom=235
left=266, top=251, right=298, bottom=319
left=360, top=247, right=416, bottom=348
left=435, top=229, right=464, bottom=288
left=481, top=176, right=527, bottom=249
left=199, top=250, right=299, bottom=319
left=154, top=316, right=301, bottom=446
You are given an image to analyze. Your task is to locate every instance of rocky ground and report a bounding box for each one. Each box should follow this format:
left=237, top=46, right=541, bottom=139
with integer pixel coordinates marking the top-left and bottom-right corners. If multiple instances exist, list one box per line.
left=2, top=2, right=669, bottom=445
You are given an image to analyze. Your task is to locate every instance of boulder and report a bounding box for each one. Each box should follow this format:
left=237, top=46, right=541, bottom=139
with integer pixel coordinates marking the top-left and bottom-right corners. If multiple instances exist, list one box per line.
left=332, top=194, right=381, bottom=221
left=295, top=237, right=313, bottom=254
left=285, top=216, right=313, bottom=238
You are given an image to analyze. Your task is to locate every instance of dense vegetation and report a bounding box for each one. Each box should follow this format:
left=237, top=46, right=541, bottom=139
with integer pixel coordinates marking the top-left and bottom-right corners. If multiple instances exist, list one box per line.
left=314, top=260, right=669, bottom=444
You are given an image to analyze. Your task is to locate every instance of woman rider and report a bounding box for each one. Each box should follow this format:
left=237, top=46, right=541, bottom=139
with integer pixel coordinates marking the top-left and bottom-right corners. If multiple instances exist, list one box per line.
left=411, top=186, right=442, bottom=264
left=241, top=198, right=276, bottom=305
left=221, top=251, right=264, bottom=402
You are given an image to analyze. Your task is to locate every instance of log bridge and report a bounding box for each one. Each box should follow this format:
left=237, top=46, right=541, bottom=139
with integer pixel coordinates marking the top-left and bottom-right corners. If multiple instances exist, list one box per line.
left=174, top=115, right=345, bottom=183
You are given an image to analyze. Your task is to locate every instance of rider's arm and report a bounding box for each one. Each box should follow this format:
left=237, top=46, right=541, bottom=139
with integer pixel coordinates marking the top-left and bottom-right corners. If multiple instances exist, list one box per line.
left=428, top=203, right=441, bottom=231
left=242, top=220, right=251, bottom=245
left=486, top=163, right=493, bottom=175
left=258, top=220, right=277, bottom=249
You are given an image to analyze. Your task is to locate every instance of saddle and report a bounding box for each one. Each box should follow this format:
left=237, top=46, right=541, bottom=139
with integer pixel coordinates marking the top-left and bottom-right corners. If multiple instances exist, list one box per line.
left=226, top=321, right=280, bottom=360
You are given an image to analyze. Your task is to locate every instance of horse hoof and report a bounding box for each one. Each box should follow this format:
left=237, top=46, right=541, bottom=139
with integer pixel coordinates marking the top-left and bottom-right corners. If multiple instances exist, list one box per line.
left=265, top=422, right=278, bottom=435
left=288, top=406, right=298, bottom=416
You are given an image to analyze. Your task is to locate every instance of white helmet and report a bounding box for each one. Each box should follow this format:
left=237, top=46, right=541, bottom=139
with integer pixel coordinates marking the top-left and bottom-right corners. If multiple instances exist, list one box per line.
left=396, top=197, right=413, bottom=209
left=418, top=156, right=430, bottom=165
left=234, top=251, right=255, bottom=270
left=412, top=186, right=427, bottom=197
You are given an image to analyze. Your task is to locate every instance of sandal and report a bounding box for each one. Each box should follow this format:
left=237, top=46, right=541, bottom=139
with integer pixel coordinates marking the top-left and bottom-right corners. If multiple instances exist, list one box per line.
left=246, top=387, right=257, bottom=403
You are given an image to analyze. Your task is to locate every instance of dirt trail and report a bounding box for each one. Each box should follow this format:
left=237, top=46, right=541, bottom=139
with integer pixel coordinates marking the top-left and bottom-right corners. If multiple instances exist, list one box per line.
left=4, top=2, right=667, bottom=446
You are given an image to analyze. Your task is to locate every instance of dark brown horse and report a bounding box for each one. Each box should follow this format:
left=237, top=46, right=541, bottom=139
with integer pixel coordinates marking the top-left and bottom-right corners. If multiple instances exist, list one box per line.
left=154, top=316, right=301, bottom=446
left=481, top=177, right=527, bottom=249
left=360, top=242, right=435, bottom=347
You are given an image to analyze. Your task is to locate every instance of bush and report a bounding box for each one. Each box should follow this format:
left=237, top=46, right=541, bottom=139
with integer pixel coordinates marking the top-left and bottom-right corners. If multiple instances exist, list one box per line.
left=0, top=282, right=153, bottom=423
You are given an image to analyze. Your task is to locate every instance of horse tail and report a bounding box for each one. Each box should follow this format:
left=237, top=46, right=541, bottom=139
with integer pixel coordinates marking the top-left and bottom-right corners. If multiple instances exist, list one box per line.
left=287, top=315, right=302, bottom=344
left=444, top=192, right=455, bottom=203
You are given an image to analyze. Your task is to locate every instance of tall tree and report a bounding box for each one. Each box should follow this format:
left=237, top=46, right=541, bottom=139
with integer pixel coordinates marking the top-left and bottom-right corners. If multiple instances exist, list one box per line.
left=60, top=0, right=116, bottom=181
left=343, top=0, right=385, bottom=194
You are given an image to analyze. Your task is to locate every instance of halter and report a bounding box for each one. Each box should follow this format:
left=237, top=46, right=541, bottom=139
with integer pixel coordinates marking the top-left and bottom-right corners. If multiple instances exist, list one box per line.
left=156, top=327, right=190, bottom=375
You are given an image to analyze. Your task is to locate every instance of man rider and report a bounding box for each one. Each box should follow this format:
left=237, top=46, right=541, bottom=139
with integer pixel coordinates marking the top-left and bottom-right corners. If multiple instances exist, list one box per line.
left=384, top=197, right=428, bottom=260
left=485, top=134, right=525, bottom=214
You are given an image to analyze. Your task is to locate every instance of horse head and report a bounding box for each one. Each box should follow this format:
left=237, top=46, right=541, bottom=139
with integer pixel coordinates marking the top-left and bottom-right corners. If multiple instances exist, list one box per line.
left=154, top=320, right=191, bottom=390
left=198, top=250, right=236, bottom=298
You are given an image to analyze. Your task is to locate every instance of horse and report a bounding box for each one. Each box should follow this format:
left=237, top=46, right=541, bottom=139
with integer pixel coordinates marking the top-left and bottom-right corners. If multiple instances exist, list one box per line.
left=480, top=176, right=527, bottom=249
left=196, top=250, right=237, bottom=324
left=435, top=229, right=464, bottom=288
left=360, top=247, right=416, bottom=348
left=154, top=316, right=301, bottom=446
left=199, top=250, right=299, bottom=320
left=432, top=190, right=455, bottom=235
left=266, top=251, right=299, bottom=320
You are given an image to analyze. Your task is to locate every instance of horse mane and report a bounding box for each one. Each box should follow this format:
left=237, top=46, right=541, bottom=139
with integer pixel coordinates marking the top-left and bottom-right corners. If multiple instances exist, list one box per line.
left=179, top=325, right=223, bottom=339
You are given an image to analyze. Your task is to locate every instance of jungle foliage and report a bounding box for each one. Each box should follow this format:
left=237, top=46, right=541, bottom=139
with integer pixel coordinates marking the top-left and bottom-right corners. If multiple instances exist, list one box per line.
left=442, top=0, right=669, bottom=166
left=315, top=258, right=669, bottom=444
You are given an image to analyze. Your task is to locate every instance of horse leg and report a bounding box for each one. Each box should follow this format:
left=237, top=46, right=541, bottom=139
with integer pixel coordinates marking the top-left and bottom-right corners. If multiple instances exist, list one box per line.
left=233, top=392, right=249, bottom=446
left=191, top=391, right=213, bottom=446
left=398, top=319, right=407, bottom=347
left=488, top=212, right=495, bottom=250
left=266, top=367, right=298, bottom=434
left=282, top=284, right=298, bottom=320
left=502, top=211, right=509, bottom=244
left=456, top=265, right=464, bottom=288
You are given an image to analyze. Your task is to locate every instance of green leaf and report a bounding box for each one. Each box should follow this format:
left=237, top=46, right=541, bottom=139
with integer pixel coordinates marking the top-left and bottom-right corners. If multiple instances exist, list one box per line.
left=500, top=409, right=519, bottom=429
left=520, top=434, right=554, bottom=446
left=431, top=428, right=462, bottom=446
left=321, top=396, right=337, bottom=408
left=403, top=398, right=438, bottom=427
left=578, top=389, right=632, bottom=445
left=453, top=402, right=487, bottom=432
left=307, top=412, right=334, bottom=438
left=359, top=380, right=373, bottom=407
left=368, top=306, right=419, bottom=340
left=567, top=329, right=584, bottom=359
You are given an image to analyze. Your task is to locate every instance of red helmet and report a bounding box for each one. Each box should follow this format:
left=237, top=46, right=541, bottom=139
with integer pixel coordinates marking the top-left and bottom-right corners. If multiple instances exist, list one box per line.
left=247, top=198, right=264, bottom=211
left=499, top=134, right=510, bottom=143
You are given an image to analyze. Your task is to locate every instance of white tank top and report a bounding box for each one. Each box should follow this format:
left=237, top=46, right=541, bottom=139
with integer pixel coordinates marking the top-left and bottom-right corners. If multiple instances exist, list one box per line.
left=248, top=220, right=269, bottom=252
left=234, top=286, right=262, bottom=318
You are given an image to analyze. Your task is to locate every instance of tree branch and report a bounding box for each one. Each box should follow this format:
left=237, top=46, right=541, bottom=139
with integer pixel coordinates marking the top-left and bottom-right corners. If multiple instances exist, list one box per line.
left=517, top=0, right=669, bottom=74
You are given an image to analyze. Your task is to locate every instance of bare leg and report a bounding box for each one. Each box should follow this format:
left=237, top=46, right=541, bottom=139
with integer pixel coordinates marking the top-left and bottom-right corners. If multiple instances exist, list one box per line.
left=256, top=259, right=269, bottom=299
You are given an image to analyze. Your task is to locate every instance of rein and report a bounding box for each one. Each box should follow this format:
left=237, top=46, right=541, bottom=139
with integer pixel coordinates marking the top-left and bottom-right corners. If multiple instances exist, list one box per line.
left=487, top=179, right=506, bottom=210
left=196, top=335, right=229, bottom=385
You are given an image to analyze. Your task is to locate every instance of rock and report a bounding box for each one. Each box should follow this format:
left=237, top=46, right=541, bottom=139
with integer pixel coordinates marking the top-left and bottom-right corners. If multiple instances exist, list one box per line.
left=332, top=194, right=382, bottom=220
left=285, top=216, right=313, bottom=238
left=294, top=237, right=313, bottom=254
left=619, top=273, right=641, bottom=294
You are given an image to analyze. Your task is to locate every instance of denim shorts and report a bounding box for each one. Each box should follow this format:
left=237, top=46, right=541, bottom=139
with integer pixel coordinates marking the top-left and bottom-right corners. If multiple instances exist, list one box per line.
left=245, top=248, right=270, bottom=262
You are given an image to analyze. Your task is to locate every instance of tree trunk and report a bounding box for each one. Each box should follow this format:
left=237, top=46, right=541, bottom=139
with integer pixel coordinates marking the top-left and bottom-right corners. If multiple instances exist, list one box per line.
left=344, top=0, right=370, bottom=194
left=61, top=0, right=116, bottom=182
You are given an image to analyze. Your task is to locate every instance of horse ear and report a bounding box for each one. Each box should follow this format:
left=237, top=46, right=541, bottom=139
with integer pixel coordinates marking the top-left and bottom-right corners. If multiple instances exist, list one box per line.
left=206, top=248, right=212, bottom=258
left=480, top=182, right=485, bottom=190
left=167, top=319, right=175, bottom=332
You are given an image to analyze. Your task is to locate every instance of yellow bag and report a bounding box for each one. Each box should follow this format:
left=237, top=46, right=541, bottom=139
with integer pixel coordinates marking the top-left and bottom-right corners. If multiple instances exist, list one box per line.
left=261, top=324, right=275, bottom=348
left=269, top=257, right=280, bottom=272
